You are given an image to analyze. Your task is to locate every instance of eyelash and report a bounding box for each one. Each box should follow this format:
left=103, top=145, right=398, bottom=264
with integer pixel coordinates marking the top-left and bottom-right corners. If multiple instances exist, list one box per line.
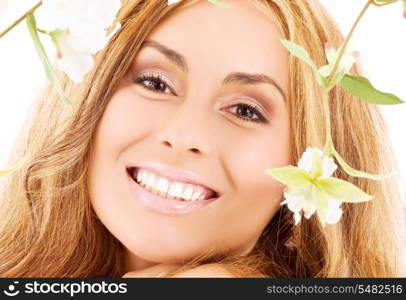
left=133, top=73, right=268, bottom=124
left=134, top=73, right=175, bottom=95
left=224, top=103, right=268, bottom=124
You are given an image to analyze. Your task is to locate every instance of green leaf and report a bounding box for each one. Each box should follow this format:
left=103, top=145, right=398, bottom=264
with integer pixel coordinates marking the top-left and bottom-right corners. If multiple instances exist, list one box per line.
left=0, top=157, right=27, bottom=177
left=265, top=166, right=311, bottom=188
left=340, top=75, right=404, bottom=105
left=26, top=14, right=73, bottom=106
left=280, top=39, right=327, bottom=86
left=281, top=39, right=317, bottom=69
left=332, top=148, right=392, bottom=180
left=207, top=0, right=230, bottom=8
left=318, top=177, right=372, bottom=203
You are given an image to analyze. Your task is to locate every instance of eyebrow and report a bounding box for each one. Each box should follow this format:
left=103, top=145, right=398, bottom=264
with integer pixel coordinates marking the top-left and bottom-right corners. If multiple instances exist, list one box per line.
left=140, top=40, right=287, bottom=102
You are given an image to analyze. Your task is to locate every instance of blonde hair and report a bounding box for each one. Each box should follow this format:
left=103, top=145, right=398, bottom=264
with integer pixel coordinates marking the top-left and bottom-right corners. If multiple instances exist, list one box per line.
left=0, top=0, right=405, bottom=277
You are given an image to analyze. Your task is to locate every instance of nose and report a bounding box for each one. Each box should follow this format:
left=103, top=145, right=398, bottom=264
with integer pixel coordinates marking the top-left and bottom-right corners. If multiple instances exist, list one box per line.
left=155, top=103, right=212, bottom=158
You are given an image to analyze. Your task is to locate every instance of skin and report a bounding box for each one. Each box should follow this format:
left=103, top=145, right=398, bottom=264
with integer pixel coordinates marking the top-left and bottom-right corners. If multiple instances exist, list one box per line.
left=88, top=0, right=291, bottom=277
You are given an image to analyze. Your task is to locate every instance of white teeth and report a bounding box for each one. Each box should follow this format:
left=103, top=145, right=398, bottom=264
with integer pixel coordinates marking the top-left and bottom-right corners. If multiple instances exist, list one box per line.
left=155, top=177, right=170, bottom=197
left=140, top=170, right=148, bottom=186
left=136, top=169, right=142, bottom=183
left=133, top=168, right=213, bottom=201
left=191, top=186, right=205, bottom=201
left=146, top=172, right=157, bottom=188
left=167, top=182, right=184, bottom=199
left=182, top=185, right=194, bottom=201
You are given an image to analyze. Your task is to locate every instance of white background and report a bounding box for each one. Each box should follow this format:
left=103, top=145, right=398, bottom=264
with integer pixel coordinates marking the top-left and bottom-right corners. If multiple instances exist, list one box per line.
left=0, top=1, right=405, bottom=187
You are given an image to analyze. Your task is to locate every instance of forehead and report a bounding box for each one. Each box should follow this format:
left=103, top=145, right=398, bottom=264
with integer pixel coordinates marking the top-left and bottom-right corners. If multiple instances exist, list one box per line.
left=144, top=0, right=289, bottom=92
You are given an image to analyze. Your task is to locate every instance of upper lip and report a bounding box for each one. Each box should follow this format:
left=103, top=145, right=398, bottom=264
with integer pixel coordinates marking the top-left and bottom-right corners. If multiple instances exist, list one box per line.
left=127, top=161, right=221, bottom=197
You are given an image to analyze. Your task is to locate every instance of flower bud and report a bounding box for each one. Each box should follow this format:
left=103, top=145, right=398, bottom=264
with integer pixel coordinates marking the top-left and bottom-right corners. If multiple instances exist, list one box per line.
left=403, top=0, right=406, bottom=18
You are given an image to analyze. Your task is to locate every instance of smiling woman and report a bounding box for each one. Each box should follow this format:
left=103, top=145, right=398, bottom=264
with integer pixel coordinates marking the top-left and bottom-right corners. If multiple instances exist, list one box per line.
left=0, top=0, right=405, bottom=278
left=88, top=0, right=291, bottom=275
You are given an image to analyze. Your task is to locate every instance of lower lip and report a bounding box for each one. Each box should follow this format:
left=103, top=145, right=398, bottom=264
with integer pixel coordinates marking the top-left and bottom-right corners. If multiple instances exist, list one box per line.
left=126, top=172, right=219, bottom=215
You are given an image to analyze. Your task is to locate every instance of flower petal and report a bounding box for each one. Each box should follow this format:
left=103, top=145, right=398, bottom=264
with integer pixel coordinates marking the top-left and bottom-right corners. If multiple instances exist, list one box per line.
left=321, top=156, right=337, bottom=178
left=325, top=198, right=343, bottom=224
left=303, top=191, right=316, bottom=217
left=324, top=42, right=336, bottom=64
left=338, top=54, right=357, bottom=75
left=303, top=205, right=316, bottom=219
left=342, top=40, right=358, bottom=57
left=294, top=212, right=302, bottom=225
left=313, top=186, right=328, bottom=226
left=57, top=50, right=93, bottom=83
left=55, top=33, right=94, bottom=83
left=0, top=0, right=8, bottom=15
left=318, top=64, right=333, bottom=78
left=42, top=0, right=121, bottom=32
left=309, top=147, right=324, bottom=178
left=298, top=147, right=314, bottom=172
left=67, top=29, right=108, bottom=54
left=283, top=191, right=304, bottom=213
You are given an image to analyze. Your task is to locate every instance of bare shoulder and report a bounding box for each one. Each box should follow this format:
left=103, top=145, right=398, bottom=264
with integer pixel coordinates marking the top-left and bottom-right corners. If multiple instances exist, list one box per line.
left=170, top=264, right=236, bottom=278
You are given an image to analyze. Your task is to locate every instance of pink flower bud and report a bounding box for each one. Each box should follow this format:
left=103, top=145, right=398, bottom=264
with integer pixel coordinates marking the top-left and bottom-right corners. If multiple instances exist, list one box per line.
left=403, top=0, right=406, bottom=18
left=352, top=51, right=360, bottom=60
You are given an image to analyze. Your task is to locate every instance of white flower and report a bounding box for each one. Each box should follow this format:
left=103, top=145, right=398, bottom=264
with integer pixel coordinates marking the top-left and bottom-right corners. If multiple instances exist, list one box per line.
left=282, top=188, right=343, bottom=226
left=41, top=0, right=121, bottom=37
left=318, top=42, right=360, bottom=83
left=0, top=0, right=8, bottom=15
left=281, top=148, right=342, bottom=225
left=265, top=147, right=372, bottom=226
left=41, top=0, right=121, bottom=82
left=50, top=29, right=107, bottom=83
left=298, top=147, right=338, bottom=179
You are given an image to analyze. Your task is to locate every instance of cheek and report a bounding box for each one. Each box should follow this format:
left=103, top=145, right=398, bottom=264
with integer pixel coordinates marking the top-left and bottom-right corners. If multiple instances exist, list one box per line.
left=233, top=137, right=289, bottom=199
left=212, top=126, right=290, bottom=248
left=95, top=91, right=155, bottom=157
left=223, top=121, right=291, bottom=189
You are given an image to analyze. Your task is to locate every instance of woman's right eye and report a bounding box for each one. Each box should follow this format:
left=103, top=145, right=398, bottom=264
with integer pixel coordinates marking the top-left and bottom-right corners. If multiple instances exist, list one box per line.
left=133, top=73, right=176, bottom=96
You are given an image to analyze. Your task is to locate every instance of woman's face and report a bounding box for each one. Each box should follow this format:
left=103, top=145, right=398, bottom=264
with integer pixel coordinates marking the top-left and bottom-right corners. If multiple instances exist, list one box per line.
left=88, top=0, right=290, bottom=270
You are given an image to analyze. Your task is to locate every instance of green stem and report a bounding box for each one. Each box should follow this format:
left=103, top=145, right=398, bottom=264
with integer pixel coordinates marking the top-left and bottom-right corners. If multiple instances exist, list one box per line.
left=371, top=0, right=400, bottom=7
left=37, top=28, right=49, bottom=35
left=0, top=1, right=42, bottom=39
left=323, top=0, right=373, bottom=156
left=328, top=0, right=373, bottom=85
left=322, top=88, right=333, bottom=156
left=26, top=14, right=73, bottom=106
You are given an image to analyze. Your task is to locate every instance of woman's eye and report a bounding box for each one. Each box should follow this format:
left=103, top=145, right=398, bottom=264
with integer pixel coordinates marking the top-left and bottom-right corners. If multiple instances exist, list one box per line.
left=133, top=73, right=175, bottom=95
left=225, top=103, right=269, bottom=124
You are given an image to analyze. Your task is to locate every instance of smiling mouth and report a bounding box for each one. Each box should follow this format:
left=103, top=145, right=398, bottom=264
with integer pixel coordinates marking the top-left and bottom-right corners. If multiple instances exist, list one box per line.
left=126, top=167, right=219, bottom=201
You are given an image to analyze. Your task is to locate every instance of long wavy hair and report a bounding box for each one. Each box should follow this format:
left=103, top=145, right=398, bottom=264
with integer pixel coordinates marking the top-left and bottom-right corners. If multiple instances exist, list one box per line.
left=0, top=0, right=405, bottom=277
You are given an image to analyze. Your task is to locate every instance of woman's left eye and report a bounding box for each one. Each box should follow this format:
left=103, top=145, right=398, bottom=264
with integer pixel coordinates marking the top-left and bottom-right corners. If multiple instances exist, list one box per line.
left=224, top=103, right=269, bottom=124
left=133, top=73, right=175, bottom=95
